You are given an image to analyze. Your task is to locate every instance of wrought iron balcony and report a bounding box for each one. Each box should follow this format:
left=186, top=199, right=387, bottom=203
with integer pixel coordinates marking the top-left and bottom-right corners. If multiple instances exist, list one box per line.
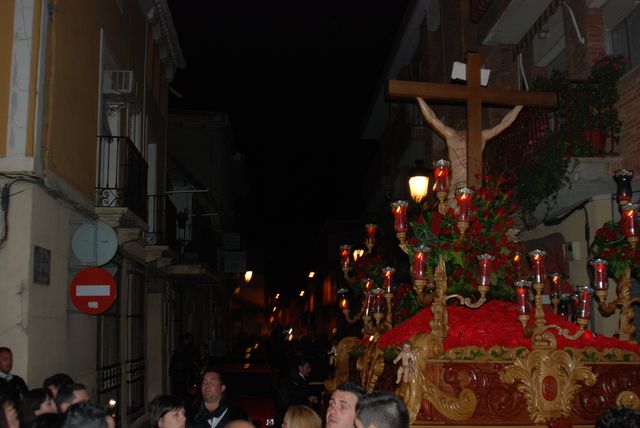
left=485, top=80, right=618, bottom=175
left=96, top=136, right=148, bottom=221
left=146, top=194, right=178, bottom=249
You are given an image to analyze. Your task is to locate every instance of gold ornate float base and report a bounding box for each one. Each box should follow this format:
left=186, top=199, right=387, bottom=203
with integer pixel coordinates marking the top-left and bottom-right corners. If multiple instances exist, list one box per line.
left=328, top=337, right=640, bottom=426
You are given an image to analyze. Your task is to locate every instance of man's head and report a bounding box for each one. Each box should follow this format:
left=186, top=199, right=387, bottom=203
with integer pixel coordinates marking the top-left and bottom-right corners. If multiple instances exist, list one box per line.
left=297, top=357, right=311, bottom=378
left=355, top=392, right=409, bottom=428
left=0, top=347, right=13, bottom=374
left=55, top=383, right=90, bottom=413
left=223, top=420, right=255, bottom=428
left=325, top=382, right=365, bottom=428
left=201, top=370, right=225, bottom=404
left=43, top=373, right=74, bottom=397
left=61, top=402, right=114, bottom=428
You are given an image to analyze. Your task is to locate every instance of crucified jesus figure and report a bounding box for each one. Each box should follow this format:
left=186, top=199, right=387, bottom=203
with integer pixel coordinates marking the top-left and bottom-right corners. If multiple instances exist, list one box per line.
left=416, top=97, right=523, bottom=192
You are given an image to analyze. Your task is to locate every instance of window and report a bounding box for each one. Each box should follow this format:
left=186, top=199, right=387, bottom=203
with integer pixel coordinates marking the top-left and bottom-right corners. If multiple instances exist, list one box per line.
left=606, top=2, right=640, bottom=69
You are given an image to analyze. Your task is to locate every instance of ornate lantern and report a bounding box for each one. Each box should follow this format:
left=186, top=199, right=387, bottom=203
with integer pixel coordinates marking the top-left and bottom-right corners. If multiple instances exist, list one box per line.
left=614, top=169, right=634, bottom=205
left=390, top=200, right=409, bottom=244
left=365, top=223, right=377, bottom=253
left=528, top=249, right=547, bottom=284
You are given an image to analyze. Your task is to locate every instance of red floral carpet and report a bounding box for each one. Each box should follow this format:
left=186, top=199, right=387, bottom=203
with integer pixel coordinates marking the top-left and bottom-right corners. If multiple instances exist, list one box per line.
left=376, top=300, right=640, bottom=354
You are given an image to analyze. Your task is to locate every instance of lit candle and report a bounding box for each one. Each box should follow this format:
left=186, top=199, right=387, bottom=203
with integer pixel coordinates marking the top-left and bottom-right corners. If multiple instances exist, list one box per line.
left=412, top=245, right=430, bottom=281
left=576, top=286, right=594, bottom=320
left=477, top=254, right=495, bottom=286
left=337, top=288, right=349, bottom=310
left=528, top=249, right=547, bottom=283
left=621, top=203, right=638, bottom=237
left=390, top=200, right=409, bottom=233
left=433, top=159, right=451, bottom=192
left=365, top=223, right=377, bottom=248
left=454, top=187, right=474, bottom=221
left=590, top=259, right=608, bottom=292
left=512, top=251, right=522, bottom=267
left=548, top=272, right=562, bottom=299
left=382, top=267, right=395, bottom=293
left=514, top=280, right=531, bottom=316
left=339, top=244, right=352, bottom=270
left=614, top=169, right=634, bottom=204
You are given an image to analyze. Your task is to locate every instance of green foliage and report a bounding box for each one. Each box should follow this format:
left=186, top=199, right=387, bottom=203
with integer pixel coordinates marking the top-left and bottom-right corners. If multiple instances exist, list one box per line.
left=405, top=178, right=520, bottom=302
left=592, top=220, right=640, bottom=279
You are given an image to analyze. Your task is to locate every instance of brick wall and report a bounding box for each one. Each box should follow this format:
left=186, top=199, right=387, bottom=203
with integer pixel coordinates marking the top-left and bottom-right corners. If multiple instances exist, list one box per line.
left=612, top=66, right=640, bottom=174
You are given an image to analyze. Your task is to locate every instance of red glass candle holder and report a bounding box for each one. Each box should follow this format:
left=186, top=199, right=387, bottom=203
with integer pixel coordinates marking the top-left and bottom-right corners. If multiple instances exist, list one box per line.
left=454, top=187, right=474, bottom=221
left=339, top=244, right=352, bottom=270
left=514, top=280, right=531, bottom=316
left=548, top=272, right=562, bottom=299
left=390, top=200, right=409, bottom=233
left=412, top=245, right=430, bottom=281
left=477, top=254, right=495, bottom=286
left=365, top=223, right=377, bottom=249
left=614, top=169, right=634, bottom=204
left=590, top=259, right=608, bottom=292
left=362, top=291, right=373, bottom=316
left=528, top=249, right=547, bottom=284
left=382, top=267, right=395, bottom=293
left=372, top=288, right=384, bottom=313
left=576, top=286, right=594, bottom=320
left=621, top=203, right=638, bottom=237
left=433, top=159, right=451, bottom=193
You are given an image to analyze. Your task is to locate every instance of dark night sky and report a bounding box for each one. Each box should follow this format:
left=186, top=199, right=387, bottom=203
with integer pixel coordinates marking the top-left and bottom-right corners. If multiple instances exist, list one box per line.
left=167, top=1, right=410, bottom=289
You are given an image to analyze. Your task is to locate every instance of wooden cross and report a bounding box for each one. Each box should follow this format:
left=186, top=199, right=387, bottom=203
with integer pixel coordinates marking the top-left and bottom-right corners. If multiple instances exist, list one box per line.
left=387, top=51, right=557, bottom=188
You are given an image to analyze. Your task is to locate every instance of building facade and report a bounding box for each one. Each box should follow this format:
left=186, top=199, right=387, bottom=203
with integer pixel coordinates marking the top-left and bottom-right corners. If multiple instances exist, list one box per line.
left=0, top=0, right=186, bottom=425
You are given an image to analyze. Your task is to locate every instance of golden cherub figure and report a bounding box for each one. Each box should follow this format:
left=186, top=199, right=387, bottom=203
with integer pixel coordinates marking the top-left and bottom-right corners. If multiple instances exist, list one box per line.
left=393, top=342, right=416, bottom=384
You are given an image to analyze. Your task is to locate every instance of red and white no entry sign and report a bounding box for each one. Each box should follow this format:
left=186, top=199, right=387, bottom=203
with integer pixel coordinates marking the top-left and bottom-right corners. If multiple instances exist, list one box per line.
left=69, top=267, right=117, bottom=315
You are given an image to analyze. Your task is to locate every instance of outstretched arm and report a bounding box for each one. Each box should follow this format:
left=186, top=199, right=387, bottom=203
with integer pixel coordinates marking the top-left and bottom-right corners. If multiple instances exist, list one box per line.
left=482, top=105, right=523, bottom=146
left=416, top=97, right=456, bottom=140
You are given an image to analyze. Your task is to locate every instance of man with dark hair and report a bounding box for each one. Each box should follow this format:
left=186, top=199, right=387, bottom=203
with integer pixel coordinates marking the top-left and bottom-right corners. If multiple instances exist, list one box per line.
left=276, top=356, right=313, bottom=425
left=62, top=402, right=115, bottom=428
left=43, top=373, right=74, bottom=397
left=326, top=382, right=365, bottom=428
left=55, top=383, right=90, bottom=413
left=188, top=370, right=248, bottom=428
left=355, top=392, right=409, bottom=428
left=596, top=406, right=640, bottom=428
left=0, top=347, right=28, bottom=403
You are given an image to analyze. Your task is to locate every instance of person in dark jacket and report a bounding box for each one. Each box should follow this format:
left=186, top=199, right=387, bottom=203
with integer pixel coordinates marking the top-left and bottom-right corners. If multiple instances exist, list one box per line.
left=276, top=357, right=313, bottom=427
left=188, top=370, right=248, bottom=428
left=0, top=348, right=28, bottom=405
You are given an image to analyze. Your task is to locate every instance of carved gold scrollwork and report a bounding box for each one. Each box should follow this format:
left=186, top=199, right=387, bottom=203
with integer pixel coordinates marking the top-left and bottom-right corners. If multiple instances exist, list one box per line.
left=422, top=381, right=478, bottom=421
left=324, top=336, right=360, bottom=392
left=499, top=349, right=597, bottom=424
left=395, top=334, right=478, bottom=422
left=616, top=391, right=640, bottom=409
left=356, top=342, right=385, bottom=393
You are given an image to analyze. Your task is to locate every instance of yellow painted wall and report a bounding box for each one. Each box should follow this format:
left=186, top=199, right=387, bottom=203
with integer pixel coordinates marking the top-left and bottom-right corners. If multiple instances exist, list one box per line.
left=520, top=198, right=619, bottom=335
left=44, top=0, right=148, bottom=198
left=0, top=0, right=15, bottom=157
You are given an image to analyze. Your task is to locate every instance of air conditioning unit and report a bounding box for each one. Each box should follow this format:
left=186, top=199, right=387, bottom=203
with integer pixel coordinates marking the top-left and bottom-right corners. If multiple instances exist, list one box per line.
left=103, top=70, right=136, bottom=101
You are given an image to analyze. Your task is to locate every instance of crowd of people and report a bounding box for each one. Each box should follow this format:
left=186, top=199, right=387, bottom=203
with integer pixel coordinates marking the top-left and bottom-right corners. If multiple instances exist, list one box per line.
left=3, top=343, right=640, bottom=428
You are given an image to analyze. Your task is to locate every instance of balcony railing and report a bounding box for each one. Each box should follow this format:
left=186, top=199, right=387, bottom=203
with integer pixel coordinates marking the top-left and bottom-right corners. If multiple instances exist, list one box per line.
left=96, top=136, right=148, bottom=221
left=146, top=195, right=178, bottom=249
left=485, top=80, right=618, bottom=175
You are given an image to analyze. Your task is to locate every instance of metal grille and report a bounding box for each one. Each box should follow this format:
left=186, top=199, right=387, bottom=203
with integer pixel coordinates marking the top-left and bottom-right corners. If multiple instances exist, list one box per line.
left=96, top=257, right=122, bottom=425
left=126, top=262, right=146, bottom=423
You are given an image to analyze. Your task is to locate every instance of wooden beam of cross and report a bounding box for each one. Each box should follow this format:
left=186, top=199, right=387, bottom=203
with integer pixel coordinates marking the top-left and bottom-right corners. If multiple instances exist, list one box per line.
left=387, top=52, right=557, bottom=188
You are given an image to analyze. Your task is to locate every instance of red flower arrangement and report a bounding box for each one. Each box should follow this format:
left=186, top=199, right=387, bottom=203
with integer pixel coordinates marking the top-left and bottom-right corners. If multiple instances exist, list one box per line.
left=376, top=300, right=640, bottom=356
left=592, top=220, right=640, bottom=279
left=405, top=176, right=521, bottom=301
